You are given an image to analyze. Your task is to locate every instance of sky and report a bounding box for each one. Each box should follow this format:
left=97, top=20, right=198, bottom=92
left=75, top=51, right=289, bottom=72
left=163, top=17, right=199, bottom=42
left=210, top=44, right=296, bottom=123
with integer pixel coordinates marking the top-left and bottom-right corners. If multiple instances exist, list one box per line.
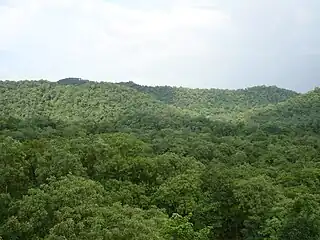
left=0, top=0, right=319, bottom=92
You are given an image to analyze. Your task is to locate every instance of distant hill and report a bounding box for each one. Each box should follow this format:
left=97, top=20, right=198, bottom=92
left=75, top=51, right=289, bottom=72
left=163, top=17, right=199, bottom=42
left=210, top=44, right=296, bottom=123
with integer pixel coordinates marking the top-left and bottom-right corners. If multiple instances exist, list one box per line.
left=0, top=80, right=185, bottom=124
left=245, top=87, right=320, bottom=134
left=118, top=82, right=299, bottom=119
left=0, top=80, right=317, bottom=134
left=57, top=77, right=90, bottom=85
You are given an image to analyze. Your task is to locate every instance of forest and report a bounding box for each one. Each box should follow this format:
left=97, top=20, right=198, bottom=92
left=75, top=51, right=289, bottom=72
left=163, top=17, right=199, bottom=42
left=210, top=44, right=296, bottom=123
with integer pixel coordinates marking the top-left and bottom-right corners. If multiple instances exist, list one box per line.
left=0, top=79, right=320, bottom=240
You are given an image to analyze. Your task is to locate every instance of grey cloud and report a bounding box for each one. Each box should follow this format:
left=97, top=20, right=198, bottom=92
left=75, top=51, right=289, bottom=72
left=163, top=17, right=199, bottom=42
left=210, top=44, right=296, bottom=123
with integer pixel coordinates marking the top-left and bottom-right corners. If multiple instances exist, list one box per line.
left=128, top=54, right=319, bottom=92
left=0, top=0, right=319, bottom=92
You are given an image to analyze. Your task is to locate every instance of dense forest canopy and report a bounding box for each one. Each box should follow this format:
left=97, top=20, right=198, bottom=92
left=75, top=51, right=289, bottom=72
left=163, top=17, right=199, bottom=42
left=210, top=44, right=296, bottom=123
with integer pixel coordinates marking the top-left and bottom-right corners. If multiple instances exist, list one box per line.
left=0, top=80, right=319, bottom=240
left=118, top=81, right=299, bottom=120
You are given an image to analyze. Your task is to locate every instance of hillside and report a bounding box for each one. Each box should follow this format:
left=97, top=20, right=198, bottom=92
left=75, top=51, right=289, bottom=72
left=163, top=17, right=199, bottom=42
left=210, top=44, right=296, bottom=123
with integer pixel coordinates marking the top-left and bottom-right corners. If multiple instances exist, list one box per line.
left=118, top=81, right=299, bottom=119
left=245, top=87, right=320, bottom=134
left=0, top=80, right=183, bottom=122
left=0, top=80, right=320, bottom=240
left=0, top=81, right=300, bottom=123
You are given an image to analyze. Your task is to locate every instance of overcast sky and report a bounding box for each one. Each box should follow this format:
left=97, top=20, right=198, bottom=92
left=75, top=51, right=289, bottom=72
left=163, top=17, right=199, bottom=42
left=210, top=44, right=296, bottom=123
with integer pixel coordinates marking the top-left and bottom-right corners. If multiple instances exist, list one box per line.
left=0, top=0, right=319, bottom=92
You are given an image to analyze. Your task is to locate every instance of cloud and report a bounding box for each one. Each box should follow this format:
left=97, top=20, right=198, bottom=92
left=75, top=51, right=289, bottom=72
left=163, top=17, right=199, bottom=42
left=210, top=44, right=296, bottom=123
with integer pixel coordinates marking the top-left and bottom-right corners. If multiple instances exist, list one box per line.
left=0, top=0, right=231, bottom=80
left=0, top=0, right=319, bottom=92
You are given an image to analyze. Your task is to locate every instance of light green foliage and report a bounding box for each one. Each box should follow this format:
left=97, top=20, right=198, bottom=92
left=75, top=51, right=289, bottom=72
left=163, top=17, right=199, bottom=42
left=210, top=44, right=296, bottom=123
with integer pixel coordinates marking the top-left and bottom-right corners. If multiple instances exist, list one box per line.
left=165, top=214, right=211, bottom=240
left=247, top=88, right=320, bottom=134
left=233, top=175, right=283, bottom=238
left=2, top=176, right=170, bottom=240
left=280, top=194, right=320, bottom=240
left=119, top=82, right=298, bottom=120
left=153, top=170, right=202, bottom=215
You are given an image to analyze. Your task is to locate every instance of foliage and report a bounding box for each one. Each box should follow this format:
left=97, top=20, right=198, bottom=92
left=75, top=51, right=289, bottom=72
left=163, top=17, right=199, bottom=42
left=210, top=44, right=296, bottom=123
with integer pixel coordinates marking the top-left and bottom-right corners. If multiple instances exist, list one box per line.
left=0, top=80, right=319, bottom=240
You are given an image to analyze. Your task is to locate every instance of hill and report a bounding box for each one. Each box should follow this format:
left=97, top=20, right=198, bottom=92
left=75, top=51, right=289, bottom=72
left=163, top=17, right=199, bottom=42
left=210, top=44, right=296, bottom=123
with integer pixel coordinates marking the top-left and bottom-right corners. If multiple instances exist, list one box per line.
left=0, top=80, right=320, bottom=240
left=245, top=87, right=320, bottom=134
left=118, top=81, right=299, bottom=119
left=0, top=80, right=182, bottom=122
left=57, top=77, right=90, bottom=85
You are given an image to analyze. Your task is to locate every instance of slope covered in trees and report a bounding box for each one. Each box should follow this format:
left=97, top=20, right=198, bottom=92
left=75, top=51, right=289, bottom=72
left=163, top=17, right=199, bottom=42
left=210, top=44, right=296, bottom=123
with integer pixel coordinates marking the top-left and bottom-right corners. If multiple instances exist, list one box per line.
left=0, top=80, right=319, bottom=240
left=245, top=87, right=320, bottom=134
left=119, top=81, right=299, bottom=119
left=0, top=80, right=170, bottom=122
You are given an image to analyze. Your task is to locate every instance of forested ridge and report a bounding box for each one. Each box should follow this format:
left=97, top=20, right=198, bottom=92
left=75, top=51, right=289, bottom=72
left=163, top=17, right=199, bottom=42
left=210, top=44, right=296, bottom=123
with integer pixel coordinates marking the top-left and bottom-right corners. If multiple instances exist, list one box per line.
left=0, top=80, right=319, bottom=240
